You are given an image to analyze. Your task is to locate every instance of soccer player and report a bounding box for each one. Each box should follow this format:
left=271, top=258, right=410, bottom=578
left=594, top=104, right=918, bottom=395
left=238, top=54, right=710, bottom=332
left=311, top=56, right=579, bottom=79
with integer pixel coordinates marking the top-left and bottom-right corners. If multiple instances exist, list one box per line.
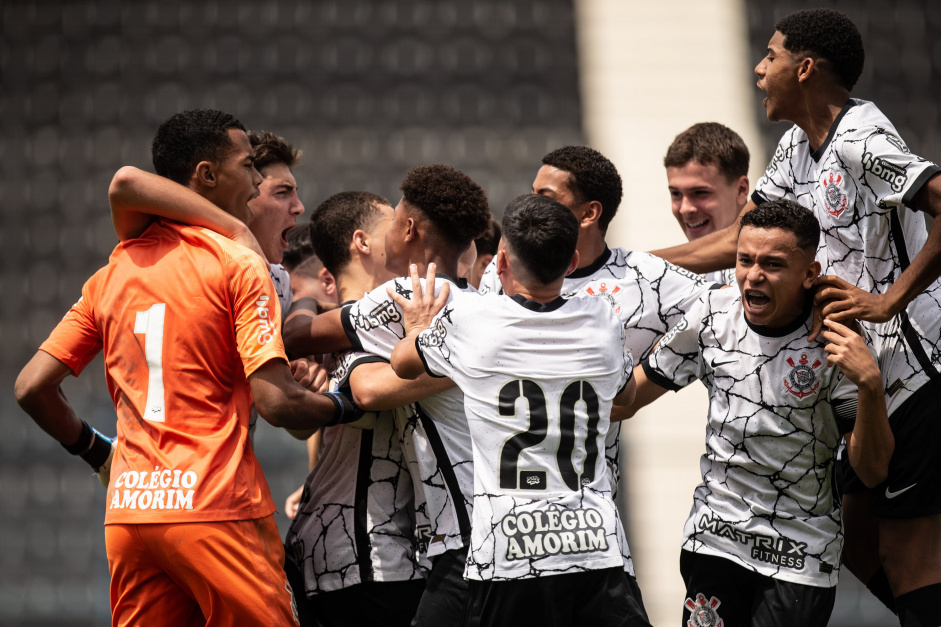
left=282, top=164, right=491, bottom=627
left=285, top=191, right=446, bottom=627
left=664, top=122, right=750, bottom=284
left=628, top=200, right=893, bottom=626
left=388, top=194, right=651, bottom=627
left=282, top=227, right=336, bottom=305
left=13, top=109, right=356, bottom=626
left=652, top=10, right=941, bottom=622
left=469, top=217, right=501, bottom=289
left=478, top=146, right=718, bottom=503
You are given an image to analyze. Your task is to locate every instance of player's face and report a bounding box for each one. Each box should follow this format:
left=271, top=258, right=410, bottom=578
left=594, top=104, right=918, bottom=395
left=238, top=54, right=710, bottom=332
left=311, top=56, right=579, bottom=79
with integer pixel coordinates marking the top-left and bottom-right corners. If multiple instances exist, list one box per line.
left=532, top=165, right=580, bottom=212
left=366, top=203, right=396, bottom=283
left=290, top=268, right=336, bottom=304
left=384, top=197, right=413, bottom=277
left=667, top=161, right=747, bottom=241
left=213, top=128, right=263, bottom=223
left=755, top=31, right=802, bottom=123
left=246, top=162, right=305, bottom=264
left=736, top=226, right=818, bottom=328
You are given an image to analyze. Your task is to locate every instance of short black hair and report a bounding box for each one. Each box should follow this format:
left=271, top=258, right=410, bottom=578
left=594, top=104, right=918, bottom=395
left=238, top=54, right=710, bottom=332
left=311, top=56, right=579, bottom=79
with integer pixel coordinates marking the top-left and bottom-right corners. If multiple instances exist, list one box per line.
left=249, top=130, right=301, bottom=174
left=152, top=109, right=246, bottom=185
left=541, top=146, right=623, bottom=231
left=400, top=164, right=491, bottom=248
left=775, top=9, right=864, bottom=91
left=740, top=199, right=820, bottom=258
left=502, top=194, right=579, bottom=285
left=309, top=191, right=389, bottom=276
left=282, top=224, right=315, bottom=272
left=474, top=218, right=502, bottom=257
left=664, top=122, right=749, bottom=182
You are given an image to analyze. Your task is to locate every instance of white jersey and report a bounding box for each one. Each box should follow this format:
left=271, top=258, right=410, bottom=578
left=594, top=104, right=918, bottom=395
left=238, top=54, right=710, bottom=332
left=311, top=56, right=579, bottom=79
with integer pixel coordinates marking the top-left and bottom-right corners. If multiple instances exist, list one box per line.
left=754, top=98, right=941, bottom=414
left=270, top=263, right=292, bottom=324
left=285, top=349, right=424, bottom=594
left=341, top=275, right=475, bottom=558
left=480, top=248, right=718, bottom=491
left=417, top=291, right=634, bottom=581
left=644, top=288, right=858, bottom=588
left=703, top=267, right=735, bottom=287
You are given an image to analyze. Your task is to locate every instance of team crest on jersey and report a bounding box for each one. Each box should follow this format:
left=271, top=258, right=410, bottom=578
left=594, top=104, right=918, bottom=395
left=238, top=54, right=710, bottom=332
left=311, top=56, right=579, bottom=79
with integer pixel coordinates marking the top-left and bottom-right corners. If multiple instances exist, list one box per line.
left=784, top=354, right=822, bottom=399
left=685, top=594, right=723, bottom=627
left=821, top=171, right=848, bottom=217
left=583, top=280, right=622, bottom=314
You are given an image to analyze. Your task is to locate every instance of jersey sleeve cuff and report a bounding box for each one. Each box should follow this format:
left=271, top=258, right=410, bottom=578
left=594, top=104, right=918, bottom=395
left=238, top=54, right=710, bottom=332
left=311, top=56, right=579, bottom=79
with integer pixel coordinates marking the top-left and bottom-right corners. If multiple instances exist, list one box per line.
left=751, top=190, right=770, bottom=206
left=340, top=303, right=365, bottom=352
left=642, top=360, right=683, bottom=392
left=416, top=337, right=446, bottom=378
left=902, top=165, right=941, bottom=209
left=337, top=355, right=389, bottom=389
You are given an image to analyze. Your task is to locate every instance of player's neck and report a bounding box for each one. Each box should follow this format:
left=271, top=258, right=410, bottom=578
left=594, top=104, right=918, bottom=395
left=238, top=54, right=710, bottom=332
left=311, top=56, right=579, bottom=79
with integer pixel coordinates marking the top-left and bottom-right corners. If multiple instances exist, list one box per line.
left=793, top=90, right=851, bottom=152
left=339, top=255, right=390, bottom=301
left=502, top=276, right=564, bottom=304
left=576, top=229, right=607, bottom=269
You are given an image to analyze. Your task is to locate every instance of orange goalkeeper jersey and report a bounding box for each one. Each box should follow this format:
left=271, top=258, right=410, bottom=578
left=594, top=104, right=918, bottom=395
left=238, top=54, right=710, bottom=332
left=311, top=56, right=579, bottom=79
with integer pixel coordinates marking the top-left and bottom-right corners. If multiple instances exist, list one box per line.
left=41, top=219, right=286, bottom=524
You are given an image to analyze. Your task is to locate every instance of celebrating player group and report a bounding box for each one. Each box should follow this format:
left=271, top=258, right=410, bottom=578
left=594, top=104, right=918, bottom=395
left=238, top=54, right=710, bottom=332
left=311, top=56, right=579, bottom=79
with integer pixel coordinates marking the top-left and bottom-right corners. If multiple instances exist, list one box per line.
left=14, top=8, right=941, bottom=627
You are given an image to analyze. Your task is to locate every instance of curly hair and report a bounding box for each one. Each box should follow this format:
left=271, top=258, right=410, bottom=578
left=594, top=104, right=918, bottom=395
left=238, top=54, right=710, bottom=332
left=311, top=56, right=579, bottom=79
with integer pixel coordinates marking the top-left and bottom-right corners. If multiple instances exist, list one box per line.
left=502, top=194, right=579, bottom=285
left=152, top=109, right=246, bottom=185
left=309, top=191, right=389, bottom=275
left=740, top=199, right=820, bottom=258
left=775, top=9, right=864, bottom=91
left=400, top=164, right=490, bottom=246
left=664, top=122, right=749, bottom=182
left=541, top=146, right=623, bottom=231
left=249, top=130, right=301, bottom=174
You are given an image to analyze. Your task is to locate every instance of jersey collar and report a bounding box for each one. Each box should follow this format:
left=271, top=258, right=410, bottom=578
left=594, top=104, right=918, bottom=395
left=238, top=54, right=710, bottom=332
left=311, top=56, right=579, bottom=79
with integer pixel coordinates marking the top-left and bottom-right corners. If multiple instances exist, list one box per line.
left=810, top=99, right=859, bottom=162
left=509, top=293, right=567, bottom=312
left=437, top=273, right=468, bottom=289
left=566, top=247, right=612, bottom=279
left=744, top=294, right=813, bottom=338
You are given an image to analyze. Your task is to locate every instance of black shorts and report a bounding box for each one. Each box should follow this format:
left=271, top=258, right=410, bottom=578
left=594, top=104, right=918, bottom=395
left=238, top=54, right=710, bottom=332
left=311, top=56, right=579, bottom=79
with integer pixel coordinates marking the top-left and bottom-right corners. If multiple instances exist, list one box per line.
left=312, top=579, right=425, bottom=627
left=463, top=567, right=650, bottom=627
left=870, top=374, right=941, bottom=519
left=680, top=550, right=835, bottom=627
left=836, top=451, right=868, bottom=496
left=412, top=545, right=470, bottom=627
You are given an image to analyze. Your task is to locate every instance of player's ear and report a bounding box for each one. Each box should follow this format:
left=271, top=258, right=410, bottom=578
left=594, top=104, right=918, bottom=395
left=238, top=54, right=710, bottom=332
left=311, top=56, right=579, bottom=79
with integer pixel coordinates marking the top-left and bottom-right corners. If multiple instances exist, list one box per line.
left=565, top=250, right=580, bottom=276
left=803, top=259, right=821, bottom=288
left=495, top=249, right=509, bottom=276
left=193, top=161, right=217, bottom=189
left=320, top=267, right=336, bottom=297
left=578, top=201, right=603, bottom=228
left=352, top=229, right=369, bottom=254
left=735, top=176, right=749, bottom=208
left=797, top=56, right=815, bottom=83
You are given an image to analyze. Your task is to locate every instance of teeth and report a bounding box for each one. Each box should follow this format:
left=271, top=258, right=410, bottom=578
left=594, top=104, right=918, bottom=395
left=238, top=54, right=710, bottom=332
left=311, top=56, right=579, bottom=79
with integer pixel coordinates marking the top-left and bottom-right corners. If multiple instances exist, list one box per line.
left=745, top=290, right=770, bottom=307
left=687, top=219, right=709, bottom=229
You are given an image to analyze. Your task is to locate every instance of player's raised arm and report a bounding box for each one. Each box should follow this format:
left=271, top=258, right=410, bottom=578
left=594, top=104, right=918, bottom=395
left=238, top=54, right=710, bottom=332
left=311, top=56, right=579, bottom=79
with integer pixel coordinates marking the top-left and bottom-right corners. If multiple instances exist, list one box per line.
left=248, top=359, right=356, bottom=431
left=650, top=199, right=757, bottom=273
left=282, top=302, right=351, bottom=358
left=388, top=263, right=449, bottom=380
left=109, top=166, right=261, bottom=255
left=822, top=319, right=894, bottom=487
left=349, top=362, right=455, bottom=411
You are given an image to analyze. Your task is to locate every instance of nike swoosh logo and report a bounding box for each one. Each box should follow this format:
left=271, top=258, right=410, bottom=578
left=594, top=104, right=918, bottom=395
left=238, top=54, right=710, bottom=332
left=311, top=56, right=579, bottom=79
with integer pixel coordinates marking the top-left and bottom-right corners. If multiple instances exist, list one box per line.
left=885, top=484, right=917, bottom=499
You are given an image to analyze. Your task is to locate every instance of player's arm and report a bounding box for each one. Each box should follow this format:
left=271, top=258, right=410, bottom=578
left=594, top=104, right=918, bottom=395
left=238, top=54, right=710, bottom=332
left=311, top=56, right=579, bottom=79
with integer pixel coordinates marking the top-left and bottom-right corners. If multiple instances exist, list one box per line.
left=15, top=351, right=114, bottom=482
left=650, top=199, right=756, bottom=273
left=388, top=264, right=450, bottom=380
left=108, top=166, right=262, bottom=255
left=282, top=301, right=352, bottom=358
left=817, top=174, right=941, bottom=325
left=248, top=359, right=356, bottom=431
left=611, top=364, right=669, bottom=422
left=822, top=319, right=894, bottom=487
left=349, top=361, right=455, bottom=410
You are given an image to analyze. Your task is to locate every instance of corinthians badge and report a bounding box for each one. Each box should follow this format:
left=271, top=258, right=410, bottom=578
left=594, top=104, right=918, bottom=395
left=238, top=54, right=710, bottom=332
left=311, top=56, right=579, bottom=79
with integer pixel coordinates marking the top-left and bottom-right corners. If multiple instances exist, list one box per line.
left=784, top=354, right=822, bottom=399
left=584, top=280, right=622, bottom=315
left=822, top=171, right=848, bottom=218
left=685, top=593, right=723, bottom=627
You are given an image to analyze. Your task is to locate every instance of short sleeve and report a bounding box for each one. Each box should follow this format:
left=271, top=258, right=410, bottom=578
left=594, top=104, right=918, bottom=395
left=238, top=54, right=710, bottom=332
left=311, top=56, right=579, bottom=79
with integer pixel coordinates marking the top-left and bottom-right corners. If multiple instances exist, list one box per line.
left=229, top=251, right=289, bottom=378
left=618, top=325, right=634, bottom=394
left=415, top=307, right=458, bottom=380
left=753, top=126, right=805, bottom=206
left=340, top=278, right=410, bottom=359
left=476, top=259, right=503, bottom=296
left=643, top=297, right=707, bottom=392
left=39, top=278, right=103, bottom=376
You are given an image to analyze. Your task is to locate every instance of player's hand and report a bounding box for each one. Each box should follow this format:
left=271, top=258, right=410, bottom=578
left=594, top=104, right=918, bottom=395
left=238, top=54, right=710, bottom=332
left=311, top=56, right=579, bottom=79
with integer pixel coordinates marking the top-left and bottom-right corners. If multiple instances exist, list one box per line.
left=813, top=275, right=894, bottom=326
left=284, top=485, right=304, bottom=519
left=290, top=358, right=330, bottom=392
left=96, top=440, right=116, bottom=488
left=822, top=318, right=881, bottom=388
left=388, top=263, right=449, bottom=336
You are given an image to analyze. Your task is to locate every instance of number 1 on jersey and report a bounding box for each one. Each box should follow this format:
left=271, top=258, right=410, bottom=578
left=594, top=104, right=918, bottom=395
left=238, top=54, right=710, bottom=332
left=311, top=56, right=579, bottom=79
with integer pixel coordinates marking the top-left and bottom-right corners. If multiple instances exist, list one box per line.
left=134, top=303, right=167, bottom=422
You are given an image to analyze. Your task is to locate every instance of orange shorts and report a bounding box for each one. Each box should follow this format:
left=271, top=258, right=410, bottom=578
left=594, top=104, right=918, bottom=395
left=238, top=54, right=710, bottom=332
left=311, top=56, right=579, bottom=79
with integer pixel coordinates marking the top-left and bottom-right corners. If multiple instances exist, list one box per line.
left=106, top=516, right=299, bottom=627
